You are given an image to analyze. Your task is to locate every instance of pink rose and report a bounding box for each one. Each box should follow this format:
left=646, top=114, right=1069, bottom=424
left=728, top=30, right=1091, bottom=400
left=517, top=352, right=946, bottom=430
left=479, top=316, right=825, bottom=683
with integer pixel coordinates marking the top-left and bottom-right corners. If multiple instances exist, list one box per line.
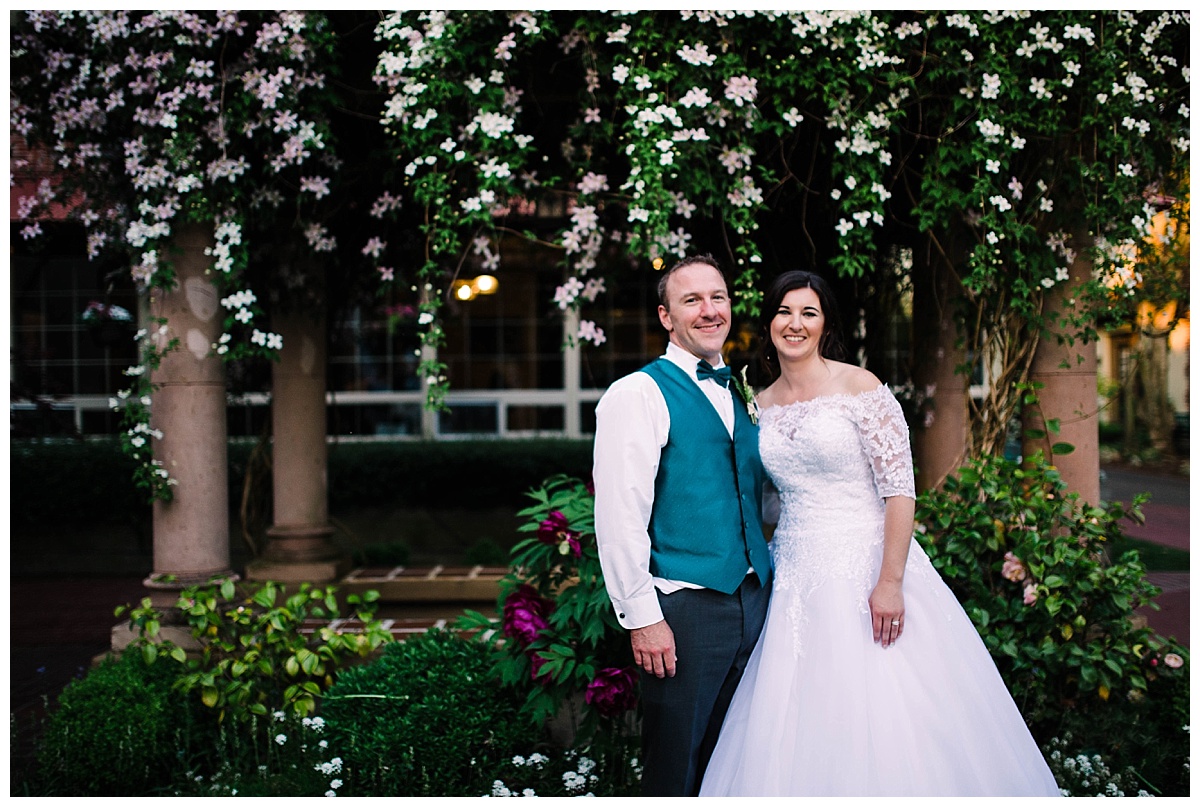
left=1164, top=653, right=1184, bottom=669
left=1001, top=551, right=1028, bottom=583
left=1022, top=582, right=1038, bottom=605
left=502, top=584, right=554, bottom=647
left=584, top=666, right=638, bottom=718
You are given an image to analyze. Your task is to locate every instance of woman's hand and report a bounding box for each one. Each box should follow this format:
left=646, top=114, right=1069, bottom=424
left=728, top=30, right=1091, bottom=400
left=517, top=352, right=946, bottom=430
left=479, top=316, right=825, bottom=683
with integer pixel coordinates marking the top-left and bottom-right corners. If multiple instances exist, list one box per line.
left=869, top=579, right=905, bottom=648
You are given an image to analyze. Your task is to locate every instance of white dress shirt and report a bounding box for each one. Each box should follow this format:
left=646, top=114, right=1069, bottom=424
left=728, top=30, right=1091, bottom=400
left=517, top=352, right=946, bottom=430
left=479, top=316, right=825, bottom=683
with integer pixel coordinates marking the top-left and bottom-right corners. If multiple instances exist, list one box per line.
left=593, top=342, right=736, bottom=630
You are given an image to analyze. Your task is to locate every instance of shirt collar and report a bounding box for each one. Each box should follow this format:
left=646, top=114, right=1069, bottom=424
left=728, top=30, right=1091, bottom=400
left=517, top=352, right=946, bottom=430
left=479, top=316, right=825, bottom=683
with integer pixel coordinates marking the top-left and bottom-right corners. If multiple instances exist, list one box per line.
left=663, top=342, right=725, bottom=380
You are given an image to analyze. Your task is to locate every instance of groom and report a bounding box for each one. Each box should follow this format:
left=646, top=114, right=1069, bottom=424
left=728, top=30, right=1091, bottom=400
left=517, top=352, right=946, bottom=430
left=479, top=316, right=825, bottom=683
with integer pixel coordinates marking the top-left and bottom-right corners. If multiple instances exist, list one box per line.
left=593, top=254, right=772, bottom=796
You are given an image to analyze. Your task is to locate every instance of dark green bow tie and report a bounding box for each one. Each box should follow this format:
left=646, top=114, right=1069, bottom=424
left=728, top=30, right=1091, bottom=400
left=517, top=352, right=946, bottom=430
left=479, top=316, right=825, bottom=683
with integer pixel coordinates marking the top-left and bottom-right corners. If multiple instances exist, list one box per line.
left=696, top=360, right=732, bottom=387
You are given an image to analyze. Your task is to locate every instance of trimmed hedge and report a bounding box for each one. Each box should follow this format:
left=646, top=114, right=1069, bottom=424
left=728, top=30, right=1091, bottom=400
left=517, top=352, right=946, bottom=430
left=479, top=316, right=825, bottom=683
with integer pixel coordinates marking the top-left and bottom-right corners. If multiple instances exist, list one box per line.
left=10, top=438, right=594, bottom=527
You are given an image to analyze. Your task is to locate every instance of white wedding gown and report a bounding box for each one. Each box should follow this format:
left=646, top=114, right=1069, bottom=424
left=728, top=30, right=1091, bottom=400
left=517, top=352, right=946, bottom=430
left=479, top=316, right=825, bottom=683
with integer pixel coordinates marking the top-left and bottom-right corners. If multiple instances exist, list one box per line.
left=699, top=386, right=1061, bottom=797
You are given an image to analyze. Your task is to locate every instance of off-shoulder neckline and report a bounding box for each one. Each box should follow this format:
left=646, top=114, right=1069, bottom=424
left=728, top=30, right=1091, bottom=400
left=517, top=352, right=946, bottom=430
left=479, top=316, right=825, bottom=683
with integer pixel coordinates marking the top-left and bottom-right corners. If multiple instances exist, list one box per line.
left=760, top=383, right=889, bottom=414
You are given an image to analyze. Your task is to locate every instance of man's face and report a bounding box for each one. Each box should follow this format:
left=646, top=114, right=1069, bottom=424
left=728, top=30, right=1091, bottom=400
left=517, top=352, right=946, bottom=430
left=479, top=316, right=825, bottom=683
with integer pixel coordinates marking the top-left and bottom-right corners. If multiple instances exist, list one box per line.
left=657, top=262, right=731, bottom=364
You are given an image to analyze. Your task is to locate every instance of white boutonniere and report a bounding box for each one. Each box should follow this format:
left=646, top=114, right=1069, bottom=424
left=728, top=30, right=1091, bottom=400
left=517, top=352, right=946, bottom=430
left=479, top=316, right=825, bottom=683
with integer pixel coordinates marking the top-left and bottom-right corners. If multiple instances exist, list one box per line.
left=733, top=366, right=760, bottom=425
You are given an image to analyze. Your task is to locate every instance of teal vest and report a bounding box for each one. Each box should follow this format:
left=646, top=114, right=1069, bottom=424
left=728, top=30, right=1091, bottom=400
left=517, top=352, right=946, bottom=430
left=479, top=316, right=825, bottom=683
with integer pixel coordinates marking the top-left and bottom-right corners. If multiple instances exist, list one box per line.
left=641, top=358, right=772, bottom=594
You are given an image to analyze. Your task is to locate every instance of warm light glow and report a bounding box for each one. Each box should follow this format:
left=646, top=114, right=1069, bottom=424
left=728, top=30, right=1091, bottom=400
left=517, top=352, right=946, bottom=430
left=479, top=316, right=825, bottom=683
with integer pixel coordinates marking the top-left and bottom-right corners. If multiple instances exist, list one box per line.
left=1169, top=315, right=1190, bottom=353
left=652, top=257, right=665, bottom=270
left=455, top=282, right=475, bottom=301
left=474, top=274, right=498, bottom=294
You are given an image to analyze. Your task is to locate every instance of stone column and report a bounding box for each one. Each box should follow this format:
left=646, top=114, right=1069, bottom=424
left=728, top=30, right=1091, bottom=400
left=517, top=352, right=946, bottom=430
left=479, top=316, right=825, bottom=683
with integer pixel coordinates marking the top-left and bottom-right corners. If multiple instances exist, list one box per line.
left=1023, top=237, right=1101, bottom=505
left=144, top=222, right=236, bottom=599
left=911, top=244, right=969, bottom=492
left=246, top=308, right=346, bottom=583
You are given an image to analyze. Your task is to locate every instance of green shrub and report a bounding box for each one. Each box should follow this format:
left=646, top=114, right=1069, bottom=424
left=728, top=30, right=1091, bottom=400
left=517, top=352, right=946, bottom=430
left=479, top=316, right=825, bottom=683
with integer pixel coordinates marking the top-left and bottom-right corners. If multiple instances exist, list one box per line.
left=10, top=438, right=594, bottom=529
left=351, top=539, right=411, bottom=567
left=320, top=629, right=538, bottom=796
left=10, top=440, right=147, bottom=527
left=915, top=452, right=1190, bottom=795
left=325, top=439, right=593, bottom=510
left=119, top=579, right=394, bottom=722
left=36, top=650, right=193, bottom=796
left=458, top=475, right=637, bottom=740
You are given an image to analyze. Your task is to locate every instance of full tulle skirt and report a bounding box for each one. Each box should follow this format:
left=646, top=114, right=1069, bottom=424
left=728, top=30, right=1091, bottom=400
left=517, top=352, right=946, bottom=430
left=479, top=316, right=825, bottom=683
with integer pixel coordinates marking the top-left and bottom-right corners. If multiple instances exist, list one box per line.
left=698, top=569, right=1062, bottom=796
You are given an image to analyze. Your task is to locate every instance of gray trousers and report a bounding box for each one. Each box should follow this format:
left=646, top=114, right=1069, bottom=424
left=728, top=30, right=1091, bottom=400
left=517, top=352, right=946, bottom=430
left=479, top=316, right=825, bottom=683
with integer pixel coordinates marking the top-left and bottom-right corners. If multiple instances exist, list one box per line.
left=637, top=573, right=770, bottom=796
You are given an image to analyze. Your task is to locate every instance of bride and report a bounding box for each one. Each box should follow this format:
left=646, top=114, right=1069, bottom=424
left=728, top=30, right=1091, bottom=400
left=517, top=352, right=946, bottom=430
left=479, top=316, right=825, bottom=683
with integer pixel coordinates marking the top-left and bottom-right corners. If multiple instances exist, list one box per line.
left=699, top=270, right=1060, bottom=797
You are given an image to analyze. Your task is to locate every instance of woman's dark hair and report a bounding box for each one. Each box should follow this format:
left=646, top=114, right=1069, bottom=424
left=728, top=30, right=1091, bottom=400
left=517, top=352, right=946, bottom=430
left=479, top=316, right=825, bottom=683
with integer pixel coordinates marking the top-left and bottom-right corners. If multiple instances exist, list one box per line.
left=756, top=270, right=846, bottom=379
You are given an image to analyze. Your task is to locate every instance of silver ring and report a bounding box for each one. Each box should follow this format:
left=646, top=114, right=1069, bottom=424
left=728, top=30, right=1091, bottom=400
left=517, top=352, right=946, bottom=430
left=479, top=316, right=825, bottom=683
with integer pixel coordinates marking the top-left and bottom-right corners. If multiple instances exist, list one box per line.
left=890, top=619, right=901, bottom=626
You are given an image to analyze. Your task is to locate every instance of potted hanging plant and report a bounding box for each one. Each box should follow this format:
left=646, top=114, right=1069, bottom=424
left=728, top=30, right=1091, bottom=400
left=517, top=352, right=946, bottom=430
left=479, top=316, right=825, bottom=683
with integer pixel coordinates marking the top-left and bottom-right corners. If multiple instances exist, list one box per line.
left=81, top=301, right=134, bottom=346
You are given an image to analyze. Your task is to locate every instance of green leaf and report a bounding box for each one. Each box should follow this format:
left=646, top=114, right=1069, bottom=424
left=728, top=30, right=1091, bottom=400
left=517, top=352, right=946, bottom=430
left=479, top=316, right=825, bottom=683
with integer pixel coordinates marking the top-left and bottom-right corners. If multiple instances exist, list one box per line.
left=1051, top=442, right=1075, bottom=455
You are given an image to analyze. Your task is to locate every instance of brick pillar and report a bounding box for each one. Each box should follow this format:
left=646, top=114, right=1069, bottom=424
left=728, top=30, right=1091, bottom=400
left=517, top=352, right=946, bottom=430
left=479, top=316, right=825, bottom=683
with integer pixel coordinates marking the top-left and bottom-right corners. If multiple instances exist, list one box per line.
left=145, top=223, right=236, bottom=596
left=246, top=308, right=346, bottom=583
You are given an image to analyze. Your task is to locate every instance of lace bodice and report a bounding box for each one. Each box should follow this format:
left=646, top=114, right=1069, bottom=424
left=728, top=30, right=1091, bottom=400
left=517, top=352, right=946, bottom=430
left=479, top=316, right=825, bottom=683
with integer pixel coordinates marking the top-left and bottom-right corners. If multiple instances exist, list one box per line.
left=760, top=384, right=939, bottom=655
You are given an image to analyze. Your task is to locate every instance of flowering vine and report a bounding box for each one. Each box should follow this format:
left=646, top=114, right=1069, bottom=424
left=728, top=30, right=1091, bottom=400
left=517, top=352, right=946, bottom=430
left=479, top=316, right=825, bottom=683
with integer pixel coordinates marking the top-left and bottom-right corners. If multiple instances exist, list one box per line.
left=12, top=11, right=339, bottom=500
left=11, top=11, right=1190, bottom=497
left=370, top=10, right=1187, bottom=450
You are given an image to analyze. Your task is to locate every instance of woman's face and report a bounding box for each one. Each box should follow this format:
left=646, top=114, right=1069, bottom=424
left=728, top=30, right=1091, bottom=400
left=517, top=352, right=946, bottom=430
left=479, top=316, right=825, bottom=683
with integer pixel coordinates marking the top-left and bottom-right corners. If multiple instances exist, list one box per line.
left=770, top=286, right=825, bottom=362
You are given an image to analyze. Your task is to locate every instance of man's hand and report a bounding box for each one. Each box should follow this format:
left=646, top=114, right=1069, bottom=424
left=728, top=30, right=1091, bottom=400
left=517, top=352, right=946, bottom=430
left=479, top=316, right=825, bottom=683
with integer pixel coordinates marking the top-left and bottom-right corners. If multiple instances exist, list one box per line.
left=631, top=619, right=677, bottom=678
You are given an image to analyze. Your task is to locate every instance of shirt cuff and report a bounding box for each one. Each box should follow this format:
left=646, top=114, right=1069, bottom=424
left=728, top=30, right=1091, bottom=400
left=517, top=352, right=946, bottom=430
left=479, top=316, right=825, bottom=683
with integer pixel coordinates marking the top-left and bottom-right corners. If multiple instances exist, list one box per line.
left=611, top=590, right=664, bottom=630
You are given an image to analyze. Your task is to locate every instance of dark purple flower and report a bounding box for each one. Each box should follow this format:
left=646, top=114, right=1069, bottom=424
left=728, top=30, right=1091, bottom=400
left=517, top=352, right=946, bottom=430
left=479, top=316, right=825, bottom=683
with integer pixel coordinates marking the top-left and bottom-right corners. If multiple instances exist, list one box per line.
left=502, top=584, right=553, bottom=647
left=584, top=666, right=638, bottom=718
left=536, top=510, right=582, bottom=558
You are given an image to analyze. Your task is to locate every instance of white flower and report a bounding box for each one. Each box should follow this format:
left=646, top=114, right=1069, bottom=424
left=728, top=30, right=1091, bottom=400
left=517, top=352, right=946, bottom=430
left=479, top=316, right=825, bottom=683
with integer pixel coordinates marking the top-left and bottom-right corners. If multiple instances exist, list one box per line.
left=989, top=195, right=1012, bottom=212
left=578, top=320, right=606, bottom=346
left=679, top=86, right=712, bottom=109
left=985, top=159, right=1000, bottom=173
left=835, top=218, right=854, bottom=236
left=724, top=75, right=757, bottom=107
left=678, top=42, right=716, bottom=66
left=612, top=63, right=630, bottom=84
left=981, top=73, right=1001, bottom=99
left=976, top=119, right=1004, bottom=142
left=782, top=107, right=804, bottom=126
left=477, top=111, right=515, bottom=138
left=1040, top=197, right=1054, bottom=212
left=275, top=734, right=287, bottom=746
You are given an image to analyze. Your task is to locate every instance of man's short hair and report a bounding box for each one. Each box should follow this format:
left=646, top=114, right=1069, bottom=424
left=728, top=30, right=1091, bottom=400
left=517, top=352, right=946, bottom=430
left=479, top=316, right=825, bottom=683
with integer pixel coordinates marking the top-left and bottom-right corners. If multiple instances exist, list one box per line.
left=657, top=254, right=727, bottom=308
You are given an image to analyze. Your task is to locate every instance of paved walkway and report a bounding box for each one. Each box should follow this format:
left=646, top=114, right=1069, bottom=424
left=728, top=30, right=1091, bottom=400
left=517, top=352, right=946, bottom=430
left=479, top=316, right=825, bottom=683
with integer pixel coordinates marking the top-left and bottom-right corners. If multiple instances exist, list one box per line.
left=8, top=464, right=1189, bottom=754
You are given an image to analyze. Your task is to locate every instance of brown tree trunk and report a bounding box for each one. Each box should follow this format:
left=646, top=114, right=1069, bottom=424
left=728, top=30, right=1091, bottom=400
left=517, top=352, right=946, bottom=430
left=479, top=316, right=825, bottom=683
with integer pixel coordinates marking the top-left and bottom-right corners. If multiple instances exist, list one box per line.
left=911, top=235, right=969, bottom=492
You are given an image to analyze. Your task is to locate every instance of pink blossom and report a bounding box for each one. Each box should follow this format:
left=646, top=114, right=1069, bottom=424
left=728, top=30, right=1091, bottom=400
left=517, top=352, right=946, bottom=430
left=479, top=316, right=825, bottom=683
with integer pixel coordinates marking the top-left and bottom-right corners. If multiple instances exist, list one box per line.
left=1164, top=653, right=1184, bottom=669
left=1022, top=583, right=1038, bottom=605
left=1001, top=551, right=1027, bottom=582
left=377, top=266, right=394, bottom=281
left=362, top=237, right=386, bottom=258
left=724, top=75, right=758, bottom=107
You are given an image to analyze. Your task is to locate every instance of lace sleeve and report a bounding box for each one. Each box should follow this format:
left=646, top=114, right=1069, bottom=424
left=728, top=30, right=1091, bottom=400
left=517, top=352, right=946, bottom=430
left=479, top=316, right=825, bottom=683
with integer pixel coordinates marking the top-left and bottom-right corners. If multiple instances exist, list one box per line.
left=852, top=386, right=916, bottom=500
